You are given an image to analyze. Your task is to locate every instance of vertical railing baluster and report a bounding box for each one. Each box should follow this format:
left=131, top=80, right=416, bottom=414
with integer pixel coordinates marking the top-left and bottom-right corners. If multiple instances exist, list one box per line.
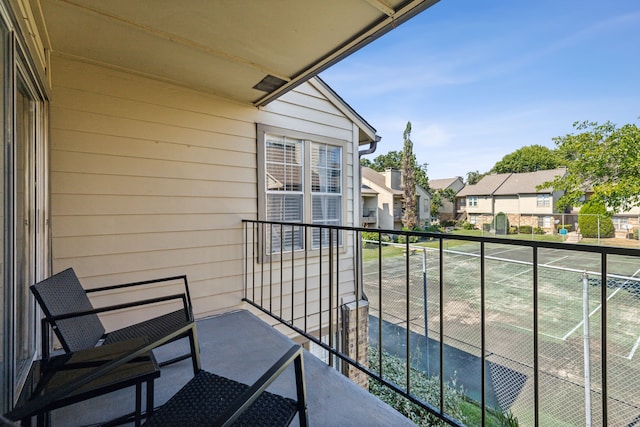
left=280, top=223, right=284, bottom=319
left=244, top=221, right=248, bottom=300
left=336, top=228, right=340, bottom=361
left=405, top=233, right=411, bottom=394
left=304, top=225, right=308, bottom=334
left=533, top=246, right=539, bottom=427
left=329, top=227, right=334, bottom=368
left=260, top=222, right=265, bottom=308
left=319, top=227, right=323, bottom=346
left=252, top=222, right=256, bottom=303
left=480, top=241, right=486, bottom=426
left=291, top=224, right=295, bottom=324
left=601, top=251, right=608, bottom=426
left=355, top=229, right=360, bottom=364
left=269, top=223, right=274, bottom=312
left=378, top=230, right=383, bottom=379
left=439, top=237, right=445, bottom=415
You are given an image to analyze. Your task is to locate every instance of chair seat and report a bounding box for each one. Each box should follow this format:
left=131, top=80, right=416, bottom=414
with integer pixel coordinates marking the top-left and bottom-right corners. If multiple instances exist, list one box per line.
left=104, top=309, right=190, bottom=345
left=144, top=370, right=298, bottom=427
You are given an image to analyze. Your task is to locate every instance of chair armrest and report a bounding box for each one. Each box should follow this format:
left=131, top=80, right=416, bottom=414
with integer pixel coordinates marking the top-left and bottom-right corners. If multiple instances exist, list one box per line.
left=214, top=345, right=308, bottom=427
left=86, top=274, right=193, bottom=309
left=47, top=293, right=190, bottom=322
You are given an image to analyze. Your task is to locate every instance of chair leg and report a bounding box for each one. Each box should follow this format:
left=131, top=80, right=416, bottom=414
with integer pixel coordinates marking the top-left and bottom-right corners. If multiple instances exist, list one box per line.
left=188, top=324, right=202, bottom=375
left=294, top=353, right=309, bottom=427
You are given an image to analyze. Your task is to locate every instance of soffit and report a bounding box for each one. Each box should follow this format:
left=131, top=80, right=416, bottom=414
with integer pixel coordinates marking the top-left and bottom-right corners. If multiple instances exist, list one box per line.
left=37, top=0, right=439, bottom=105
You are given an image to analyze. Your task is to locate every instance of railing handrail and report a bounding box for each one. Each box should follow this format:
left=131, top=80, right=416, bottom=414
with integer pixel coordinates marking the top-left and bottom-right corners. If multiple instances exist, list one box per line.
left=242, top=219, right=636, bottom=427
left=241, top=218, right=640, bottom=256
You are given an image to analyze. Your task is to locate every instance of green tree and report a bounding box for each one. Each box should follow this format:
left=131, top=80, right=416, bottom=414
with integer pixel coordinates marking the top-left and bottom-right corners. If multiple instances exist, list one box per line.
left=578, top=201, right=615, bottom=238
left=492, top=144, right=561, bottom=173
left=430, top=188, right=456, bottom=218
left=466, top=170, right=484, bottom=185
left=542, top=121, right=640, bottom=212
left=364, top=151, right=430, bottom=193
left=402, top=122, right=418, bottom=230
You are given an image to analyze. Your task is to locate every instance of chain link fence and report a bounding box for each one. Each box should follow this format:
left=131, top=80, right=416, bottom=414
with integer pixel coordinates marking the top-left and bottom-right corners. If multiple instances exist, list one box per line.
left=363, top=239, right=640, bottom=426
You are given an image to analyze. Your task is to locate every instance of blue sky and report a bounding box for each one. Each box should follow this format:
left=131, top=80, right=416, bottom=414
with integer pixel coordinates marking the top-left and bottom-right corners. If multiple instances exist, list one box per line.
left=320, top=0, right=640, bottom=180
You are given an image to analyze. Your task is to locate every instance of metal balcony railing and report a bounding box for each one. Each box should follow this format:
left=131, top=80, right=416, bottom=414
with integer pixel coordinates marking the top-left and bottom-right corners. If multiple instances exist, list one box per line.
left=242, top=220, right=640, bottom=427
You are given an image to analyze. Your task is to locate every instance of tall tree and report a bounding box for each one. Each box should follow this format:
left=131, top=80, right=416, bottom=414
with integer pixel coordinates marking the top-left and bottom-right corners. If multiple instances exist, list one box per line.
left=542, top=120, right=640, bottom=212
left=492, top=144, right=561, bottom=173
left=402, top=122, right=418, bottom=230
left=466, top=170, right=484, bottom=185
left=430, top=188, right=457, bottom=218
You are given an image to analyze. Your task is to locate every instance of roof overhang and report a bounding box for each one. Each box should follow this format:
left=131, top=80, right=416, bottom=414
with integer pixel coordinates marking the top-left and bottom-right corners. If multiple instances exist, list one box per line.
left=34, top=0, right=439, bottom=106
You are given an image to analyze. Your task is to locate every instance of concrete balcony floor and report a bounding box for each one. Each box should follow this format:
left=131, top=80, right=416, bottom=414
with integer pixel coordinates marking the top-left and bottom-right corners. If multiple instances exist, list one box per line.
left=51, top=309, right=415, bottom=426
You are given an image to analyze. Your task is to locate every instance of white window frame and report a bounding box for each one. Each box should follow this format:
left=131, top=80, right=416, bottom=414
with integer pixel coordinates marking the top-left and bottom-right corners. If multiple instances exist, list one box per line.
left=613, top=216, right=629, bottom=231
left=257, top=124, right=346, bottom=255
left=537, top=194, right=550, bottom=207
left=468, top=196, right=478, bottom=207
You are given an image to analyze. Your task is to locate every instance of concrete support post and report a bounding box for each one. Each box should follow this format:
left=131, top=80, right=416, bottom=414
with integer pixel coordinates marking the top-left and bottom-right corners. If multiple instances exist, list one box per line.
left=341, top=300, right=369, bottom=389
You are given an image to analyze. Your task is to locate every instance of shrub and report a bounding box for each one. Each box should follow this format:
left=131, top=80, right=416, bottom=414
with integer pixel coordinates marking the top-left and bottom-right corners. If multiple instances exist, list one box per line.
left=397, top=234, right=419, bottom=244
left=361, top=231, right=381, bottom=242
left=462, top=221, right=475, bottom=230
left=635, top=228, right=639, bottom=240
left=519, top=225, right=533, bottom=234
left=369, top=347, right=467, bottom=426
left=482, top=223, right=491, bottom=232
left=508, top=226, right=518, bottom=234
left=440, top=220, right=456, bottom=228
left=534, top=227, right=545, bottom=235
left=557, top=225, right=572, bottom=233
left=579, top=202, right=615, bottom=238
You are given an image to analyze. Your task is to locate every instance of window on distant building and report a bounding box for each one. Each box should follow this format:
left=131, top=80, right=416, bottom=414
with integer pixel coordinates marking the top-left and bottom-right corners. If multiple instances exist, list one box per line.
left=537, top=194, right=550, bottom=207
left=258, top=125, right=344, bottom=253
left=538, top=216, right=551, bottom=228
left=612, top=216, right=629, bottom=231
left=468, top=196, right=478, bottom=207
left=469, top=214, right=478, bottom=225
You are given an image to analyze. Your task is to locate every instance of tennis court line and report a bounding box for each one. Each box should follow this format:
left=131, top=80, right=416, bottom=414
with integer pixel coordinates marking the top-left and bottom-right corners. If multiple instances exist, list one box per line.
left=628, top=335, right=640, bottom=360
left=511, top=323, right=563, bottom=340
left=562, top=266, right=640, bottom=341
left=561, top=287, right=623, bottom=340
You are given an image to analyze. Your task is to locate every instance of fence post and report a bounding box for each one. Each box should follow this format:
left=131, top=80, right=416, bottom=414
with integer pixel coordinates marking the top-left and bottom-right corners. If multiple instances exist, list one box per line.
left=582, top=271, right=592, bottom=427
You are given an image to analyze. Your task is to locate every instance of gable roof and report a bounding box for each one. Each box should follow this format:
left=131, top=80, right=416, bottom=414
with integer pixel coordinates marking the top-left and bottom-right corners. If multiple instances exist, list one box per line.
left=309, top=77, right=379, bottom=145
left=457, top=173, right=511, bottom=197
left=430, top=177, right=463, bottom=191
left=494, top=168, right=566, bottom=195
left=361, top=167, right=402, bottom=195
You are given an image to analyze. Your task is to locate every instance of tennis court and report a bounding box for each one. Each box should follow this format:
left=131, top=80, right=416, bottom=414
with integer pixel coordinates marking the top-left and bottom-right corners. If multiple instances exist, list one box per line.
left=363, top=240, right=640, bottom=426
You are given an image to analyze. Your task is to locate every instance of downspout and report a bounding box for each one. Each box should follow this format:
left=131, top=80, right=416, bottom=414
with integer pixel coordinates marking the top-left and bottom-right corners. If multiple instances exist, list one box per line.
left=357, top=135, right=380, bottom=303
left=358, top=135, right=380, bottom=157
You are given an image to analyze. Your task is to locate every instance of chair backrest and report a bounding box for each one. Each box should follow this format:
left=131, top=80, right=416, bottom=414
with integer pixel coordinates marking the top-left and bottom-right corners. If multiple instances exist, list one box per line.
left=31, top=268, right=105, bottom=352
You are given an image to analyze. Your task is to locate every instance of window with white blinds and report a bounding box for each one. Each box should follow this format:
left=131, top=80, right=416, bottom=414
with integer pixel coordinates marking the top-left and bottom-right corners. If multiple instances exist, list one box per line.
left=265, top=135, right=304, bottom=252
left=311, top=143, right=341, bottom=248
left=259, top=125, right=344, bottom=254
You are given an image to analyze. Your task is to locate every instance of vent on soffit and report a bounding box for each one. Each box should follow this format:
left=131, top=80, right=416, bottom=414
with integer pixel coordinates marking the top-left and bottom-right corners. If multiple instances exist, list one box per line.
left=253, top=74, right=288, bottom=92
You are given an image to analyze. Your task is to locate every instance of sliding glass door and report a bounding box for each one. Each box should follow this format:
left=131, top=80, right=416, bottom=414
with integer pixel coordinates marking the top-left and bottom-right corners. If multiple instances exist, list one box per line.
left=0, top=9, right=48, bottom=411
left=14, top=74, right=37, bottom=390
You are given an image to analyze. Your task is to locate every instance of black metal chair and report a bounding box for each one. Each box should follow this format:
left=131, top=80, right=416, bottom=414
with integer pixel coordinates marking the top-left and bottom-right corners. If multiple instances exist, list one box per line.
left=31, top=268, right=201, bottom=374
left=144, top=345, right=309, bottom=427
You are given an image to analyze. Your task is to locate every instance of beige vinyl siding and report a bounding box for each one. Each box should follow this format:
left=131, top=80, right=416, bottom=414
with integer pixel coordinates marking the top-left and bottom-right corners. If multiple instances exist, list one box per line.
left=494, top=195, right=519, bottom=213
left=50, top=56, right=358, bottom=328
left=519, top=194, right=553, bottom=214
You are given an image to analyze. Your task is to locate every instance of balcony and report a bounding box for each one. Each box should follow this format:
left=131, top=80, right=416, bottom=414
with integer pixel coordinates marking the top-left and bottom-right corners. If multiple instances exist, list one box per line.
left=362, top=208, right=378, bottom=225
left=49, top=310, right=413, bottom=426
left=241, top=220, right=640, bottom=426
left=41, top=220, right=640, bottom=426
